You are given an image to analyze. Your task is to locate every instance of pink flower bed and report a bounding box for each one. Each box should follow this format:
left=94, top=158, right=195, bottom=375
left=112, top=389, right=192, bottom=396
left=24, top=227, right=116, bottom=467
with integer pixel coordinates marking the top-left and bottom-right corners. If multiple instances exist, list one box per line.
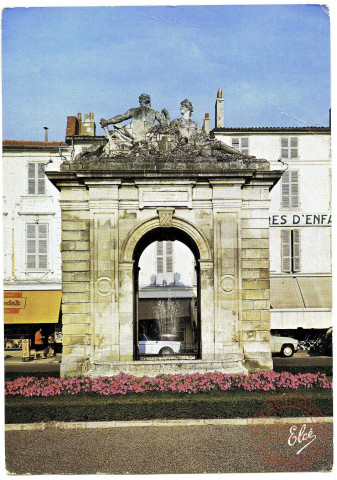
left=4, top=371, right=332, bottom=397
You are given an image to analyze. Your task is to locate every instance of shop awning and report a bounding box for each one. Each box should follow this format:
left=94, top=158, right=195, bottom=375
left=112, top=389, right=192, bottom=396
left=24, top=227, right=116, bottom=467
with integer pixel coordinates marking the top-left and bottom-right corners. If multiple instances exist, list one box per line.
left=4, top=291, right=61, bottom=324
left=296, top=277, right=332, bottom=308
left=270, top=278, right=304, bottom=309
left=270, top=277, right=332, bottom=309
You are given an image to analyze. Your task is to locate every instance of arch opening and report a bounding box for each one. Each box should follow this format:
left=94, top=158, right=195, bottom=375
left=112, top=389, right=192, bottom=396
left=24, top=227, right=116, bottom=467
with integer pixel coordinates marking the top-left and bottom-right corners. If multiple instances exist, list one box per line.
left=133, top=227, right=201, bottom=360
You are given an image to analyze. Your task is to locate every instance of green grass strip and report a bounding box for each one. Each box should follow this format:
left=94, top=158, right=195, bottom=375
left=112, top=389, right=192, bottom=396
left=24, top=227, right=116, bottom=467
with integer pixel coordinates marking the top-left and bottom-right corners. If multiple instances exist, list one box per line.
left=5, top=389, right=332, bottom=424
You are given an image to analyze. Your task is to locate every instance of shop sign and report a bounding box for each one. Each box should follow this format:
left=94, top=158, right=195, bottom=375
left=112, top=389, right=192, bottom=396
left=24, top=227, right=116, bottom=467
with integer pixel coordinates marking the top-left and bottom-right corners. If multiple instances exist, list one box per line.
left=4, top=290, right=61, bottom=324
left=4, top=297, right=27, bottom=309
left=269, top=214, right=331, bottom=227
left=21, top=339, right=30, bottom=360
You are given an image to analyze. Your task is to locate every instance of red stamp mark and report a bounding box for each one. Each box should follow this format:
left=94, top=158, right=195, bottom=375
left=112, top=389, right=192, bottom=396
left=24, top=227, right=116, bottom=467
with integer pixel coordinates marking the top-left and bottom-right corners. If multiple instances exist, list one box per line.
left=250, top=395, right=327, bottom=471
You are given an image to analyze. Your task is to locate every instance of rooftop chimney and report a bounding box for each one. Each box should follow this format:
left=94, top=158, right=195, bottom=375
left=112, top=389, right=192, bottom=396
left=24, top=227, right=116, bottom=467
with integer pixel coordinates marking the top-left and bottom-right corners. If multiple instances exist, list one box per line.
left=77, top=113, right=82, bottom=135
left=215, top=88, right=224, bottom=129
left=66, top=116, right=80, bottom=136
left=82, top=112, right=96, bottom=136
left=43, top=127, right=49, bottom=142
left=202, top=113, right=210, bottom=134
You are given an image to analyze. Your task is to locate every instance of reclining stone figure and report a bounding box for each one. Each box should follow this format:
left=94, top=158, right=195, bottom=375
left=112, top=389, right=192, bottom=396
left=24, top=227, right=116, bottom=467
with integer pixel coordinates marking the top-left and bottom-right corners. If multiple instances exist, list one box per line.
left=169, top=98, right=244, bottom=157
left=100, top=93, right=170, bottom=153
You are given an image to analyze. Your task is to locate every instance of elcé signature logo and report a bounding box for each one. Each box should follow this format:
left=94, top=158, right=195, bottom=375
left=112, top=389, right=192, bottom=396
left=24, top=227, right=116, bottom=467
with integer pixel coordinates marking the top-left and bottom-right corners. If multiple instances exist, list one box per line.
left=288, top=424, right=316, bottom=455
left=250, top=395, right=327, bottom=471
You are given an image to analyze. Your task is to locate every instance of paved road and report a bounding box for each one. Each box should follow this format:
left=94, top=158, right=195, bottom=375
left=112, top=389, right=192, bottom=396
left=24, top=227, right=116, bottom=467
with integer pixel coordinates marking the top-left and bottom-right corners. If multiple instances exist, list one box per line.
left=4, top=352, right=332, bottom=374
left=273, top=353, right=332, bottom=368
left=4, top=354, right=61, bottom=373
left=5, top=362, right=61, bottom=373
left=5, top=423, right=333, bottom=474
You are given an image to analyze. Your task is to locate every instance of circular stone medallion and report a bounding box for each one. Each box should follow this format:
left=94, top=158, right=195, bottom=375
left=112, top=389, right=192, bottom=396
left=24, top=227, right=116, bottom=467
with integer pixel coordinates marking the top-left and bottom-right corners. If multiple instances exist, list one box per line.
left=221, top=275, right=235, bottom=293
left=97, top=277, right=113, bottom=296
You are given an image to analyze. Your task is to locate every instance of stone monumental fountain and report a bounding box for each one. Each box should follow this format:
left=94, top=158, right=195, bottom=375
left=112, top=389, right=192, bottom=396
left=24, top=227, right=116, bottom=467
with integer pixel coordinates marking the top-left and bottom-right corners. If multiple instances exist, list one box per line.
left=47, top=94, right=283, bottom=378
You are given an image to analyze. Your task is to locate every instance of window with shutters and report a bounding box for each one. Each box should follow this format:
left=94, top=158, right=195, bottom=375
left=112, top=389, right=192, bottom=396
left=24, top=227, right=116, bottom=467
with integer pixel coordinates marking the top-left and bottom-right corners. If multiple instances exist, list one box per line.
left=28, top=162, right=45, bottom=195
left=281, top=170, right=299, bottom=208
left=281, top=137, right=298, bottom=159
left=157, top=241, right=164, bottom=274
left=156, top=241, right=174, bottom=275
left=26, top=224, right=48, bottom=270
left=231, top=137, right=249, bottom=154
left=166, top=241, right=173, bottom=273
left=281, top=230, right=300, bottom=273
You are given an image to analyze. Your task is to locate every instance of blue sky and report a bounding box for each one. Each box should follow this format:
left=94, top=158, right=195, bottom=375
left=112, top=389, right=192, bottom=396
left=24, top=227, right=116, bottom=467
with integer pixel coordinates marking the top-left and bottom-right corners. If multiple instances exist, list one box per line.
left=2, top=4, right=331, bottom=141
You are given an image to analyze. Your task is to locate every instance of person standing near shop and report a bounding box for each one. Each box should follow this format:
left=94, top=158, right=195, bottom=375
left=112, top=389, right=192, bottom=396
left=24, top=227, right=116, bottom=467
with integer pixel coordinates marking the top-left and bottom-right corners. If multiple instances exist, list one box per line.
left=34, top=327, right=45, bottom=360
left=47, top=333, right=56, bottom=357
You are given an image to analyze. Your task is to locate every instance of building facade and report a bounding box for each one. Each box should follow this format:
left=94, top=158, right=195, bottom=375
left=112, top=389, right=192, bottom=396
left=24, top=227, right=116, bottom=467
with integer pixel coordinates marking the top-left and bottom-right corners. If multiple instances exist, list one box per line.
left=2, top=140, right=65, bottom=348
left=2, top=113, right=102, bottom=350
left=212, top=91, right=332, bottom=341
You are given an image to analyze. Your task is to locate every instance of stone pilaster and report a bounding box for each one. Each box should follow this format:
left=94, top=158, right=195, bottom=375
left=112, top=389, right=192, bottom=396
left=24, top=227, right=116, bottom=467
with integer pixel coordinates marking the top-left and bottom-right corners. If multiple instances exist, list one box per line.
left=211, top=181, right=243, bottom=363
left=213, top=210, right=242, bottom=360
left=88, top=188, right=120, bottom=363
left=118, top=261, right=134, bottom=361
left=199, top=260, right=214, bottom=360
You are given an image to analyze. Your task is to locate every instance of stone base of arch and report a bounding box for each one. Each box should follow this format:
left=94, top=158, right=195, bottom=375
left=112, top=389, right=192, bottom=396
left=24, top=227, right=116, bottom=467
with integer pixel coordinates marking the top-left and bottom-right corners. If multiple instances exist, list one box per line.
left=48, top=168, right=281, bottom=379
left=86, top=358, right=248, bottom=377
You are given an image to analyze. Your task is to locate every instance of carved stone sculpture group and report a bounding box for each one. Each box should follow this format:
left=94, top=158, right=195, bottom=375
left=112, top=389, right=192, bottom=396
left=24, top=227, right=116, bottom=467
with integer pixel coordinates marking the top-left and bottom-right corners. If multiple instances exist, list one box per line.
left=71, top=93, right=269, bottom=171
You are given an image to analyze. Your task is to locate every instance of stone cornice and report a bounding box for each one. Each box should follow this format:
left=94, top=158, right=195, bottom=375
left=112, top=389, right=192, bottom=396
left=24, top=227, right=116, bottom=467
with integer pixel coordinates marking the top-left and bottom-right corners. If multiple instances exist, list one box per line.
left=47, top=169, right=283, bottom=187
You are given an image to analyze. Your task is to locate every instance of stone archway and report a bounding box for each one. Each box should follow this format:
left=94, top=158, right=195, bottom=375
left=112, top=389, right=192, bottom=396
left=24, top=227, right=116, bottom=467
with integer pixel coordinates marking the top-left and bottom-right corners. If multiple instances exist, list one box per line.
left=47, top=108, right=283, bottom=377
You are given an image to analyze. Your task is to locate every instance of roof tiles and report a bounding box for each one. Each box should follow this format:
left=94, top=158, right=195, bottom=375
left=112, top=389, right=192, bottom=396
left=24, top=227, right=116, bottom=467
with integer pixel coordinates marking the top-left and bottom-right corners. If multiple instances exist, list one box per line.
left=3, top=140, right=66, bottom=146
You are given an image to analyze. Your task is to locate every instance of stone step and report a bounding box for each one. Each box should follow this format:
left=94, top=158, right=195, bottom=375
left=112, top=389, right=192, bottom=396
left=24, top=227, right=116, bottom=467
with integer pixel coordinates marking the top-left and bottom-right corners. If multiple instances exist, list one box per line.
left=86, top=359, right=248, bottom=377
left=139, top=355, right=197, bottom=361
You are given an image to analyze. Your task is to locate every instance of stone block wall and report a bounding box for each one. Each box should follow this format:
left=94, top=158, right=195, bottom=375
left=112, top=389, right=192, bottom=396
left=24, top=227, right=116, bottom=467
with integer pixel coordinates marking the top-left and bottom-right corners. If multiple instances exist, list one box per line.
left=60, top=186, right=91, bottom=377
left=240, top=183, right=273, bottom=371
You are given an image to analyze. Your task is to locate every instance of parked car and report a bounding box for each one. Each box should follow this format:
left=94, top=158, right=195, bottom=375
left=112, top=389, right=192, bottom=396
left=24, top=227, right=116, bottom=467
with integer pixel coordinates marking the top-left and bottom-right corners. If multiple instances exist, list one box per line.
left=139, top=333, right=181, bottom=356
left=270, top=335, right=298, bottom=358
